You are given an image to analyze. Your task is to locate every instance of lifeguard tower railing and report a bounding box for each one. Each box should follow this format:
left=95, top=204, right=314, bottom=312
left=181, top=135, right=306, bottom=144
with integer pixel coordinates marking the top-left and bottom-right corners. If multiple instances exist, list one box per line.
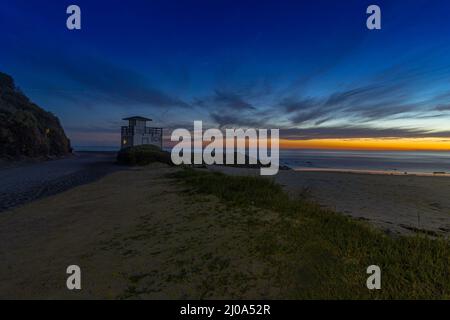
left=121, top=126, right=163, bottom=136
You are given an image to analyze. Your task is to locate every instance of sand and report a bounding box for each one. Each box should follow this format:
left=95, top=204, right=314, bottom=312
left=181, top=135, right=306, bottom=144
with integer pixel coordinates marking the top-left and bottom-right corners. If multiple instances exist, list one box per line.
left=209, top=166, right=450, bottom=237
left=2, top=162, right=450, bottom=299
left=0, top=164, right=278, bottom=299
left=0, top=152, right=120, bottom=212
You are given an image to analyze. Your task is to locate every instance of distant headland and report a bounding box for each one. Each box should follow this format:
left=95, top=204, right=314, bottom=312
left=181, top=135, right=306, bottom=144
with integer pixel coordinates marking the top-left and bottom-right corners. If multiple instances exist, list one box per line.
left=0, top=72, right=71, bottom=161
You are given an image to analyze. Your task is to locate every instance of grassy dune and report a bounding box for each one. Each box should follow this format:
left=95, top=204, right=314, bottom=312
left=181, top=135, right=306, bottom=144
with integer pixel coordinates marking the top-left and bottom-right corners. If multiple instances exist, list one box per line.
left=170, top=168, right=450, bottom=299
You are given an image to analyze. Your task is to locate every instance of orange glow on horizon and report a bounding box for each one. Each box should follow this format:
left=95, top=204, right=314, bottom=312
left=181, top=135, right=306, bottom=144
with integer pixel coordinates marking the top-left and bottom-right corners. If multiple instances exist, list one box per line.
left=165, top=136, right=450, bottom=151
left=279, top=138, right=450, bottom=151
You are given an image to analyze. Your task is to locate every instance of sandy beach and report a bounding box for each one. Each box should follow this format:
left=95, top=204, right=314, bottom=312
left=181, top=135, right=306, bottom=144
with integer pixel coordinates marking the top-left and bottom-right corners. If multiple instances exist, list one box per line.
left=210, top=166, right=450, bottom=237
left=0, top=152, right=121, bottom=212
left=0, top=164, right=279, bottom=299
left=1, top=159, right=450, bottom=299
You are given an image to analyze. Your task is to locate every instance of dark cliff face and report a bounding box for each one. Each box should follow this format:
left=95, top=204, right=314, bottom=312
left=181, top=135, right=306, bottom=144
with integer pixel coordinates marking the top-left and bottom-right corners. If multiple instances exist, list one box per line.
left=0, top=72, right=71, bottom=160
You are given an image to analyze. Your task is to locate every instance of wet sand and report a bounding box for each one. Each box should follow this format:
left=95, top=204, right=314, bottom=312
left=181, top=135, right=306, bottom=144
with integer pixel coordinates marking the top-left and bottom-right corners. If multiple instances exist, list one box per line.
left=0, top=152, right=122, bottom=212
left=210, top=166, right=450, bottom=236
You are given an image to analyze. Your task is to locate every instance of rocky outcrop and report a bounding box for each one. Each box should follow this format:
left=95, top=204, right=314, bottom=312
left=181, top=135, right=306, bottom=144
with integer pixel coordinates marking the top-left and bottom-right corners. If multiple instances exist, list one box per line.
left=0, top=72, right=71, bottom=160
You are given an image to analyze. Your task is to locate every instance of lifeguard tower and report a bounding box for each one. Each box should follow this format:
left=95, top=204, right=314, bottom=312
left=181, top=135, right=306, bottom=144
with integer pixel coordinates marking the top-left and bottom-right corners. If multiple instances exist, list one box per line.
left=120, top=116, right=163, bottom=149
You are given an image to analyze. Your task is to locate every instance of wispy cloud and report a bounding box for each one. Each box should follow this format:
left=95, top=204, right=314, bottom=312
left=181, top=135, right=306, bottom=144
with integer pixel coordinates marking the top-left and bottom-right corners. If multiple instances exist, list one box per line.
left=201, top=57, right=450, bottom=139
left=15, top=47, right=191, bottom=110
left=280, top=126, right=450, bottom=140
left=435, top=104, right=450, bottom=111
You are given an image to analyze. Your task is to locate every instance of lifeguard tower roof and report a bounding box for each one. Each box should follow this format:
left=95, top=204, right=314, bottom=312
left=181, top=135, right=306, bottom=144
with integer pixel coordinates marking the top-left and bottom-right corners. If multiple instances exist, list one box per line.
left=122, top=116, right=152, bottom=121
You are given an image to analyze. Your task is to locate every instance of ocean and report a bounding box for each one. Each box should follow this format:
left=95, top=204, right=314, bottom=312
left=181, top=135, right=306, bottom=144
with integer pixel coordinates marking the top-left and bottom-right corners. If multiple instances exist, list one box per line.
left=74, top=146, right=120, bottom=152
left=280, top=149, right=450, bottom=174
left=73, top=146, right=450, bottom=175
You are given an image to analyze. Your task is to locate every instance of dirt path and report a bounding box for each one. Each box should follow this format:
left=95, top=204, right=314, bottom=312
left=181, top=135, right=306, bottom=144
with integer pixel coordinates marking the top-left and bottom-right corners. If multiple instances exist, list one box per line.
left=0, top=164, right=277, bottom=299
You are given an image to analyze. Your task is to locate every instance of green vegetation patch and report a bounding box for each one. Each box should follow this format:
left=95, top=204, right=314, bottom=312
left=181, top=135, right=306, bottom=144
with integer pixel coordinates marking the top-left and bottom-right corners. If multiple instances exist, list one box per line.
left=117, top=145, right=172, bottom=166
left=170, top=168, right=450, bottom=299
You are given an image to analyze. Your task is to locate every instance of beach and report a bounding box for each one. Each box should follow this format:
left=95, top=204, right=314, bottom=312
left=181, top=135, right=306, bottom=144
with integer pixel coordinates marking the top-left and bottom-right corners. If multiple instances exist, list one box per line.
left=1, top=158, right=450, bottom=298
left=0, top=152, right=121, bottom=212
left=211, top=166, right=450, bottom=237
left=0, top=164, right=279, bottom=299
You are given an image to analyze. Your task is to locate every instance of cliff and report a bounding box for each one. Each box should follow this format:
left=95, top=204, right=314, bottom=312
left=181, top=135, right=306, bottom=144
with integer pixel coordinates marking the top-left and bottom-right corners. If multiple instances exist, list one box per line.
left=0, top=72, right=71, bottom=160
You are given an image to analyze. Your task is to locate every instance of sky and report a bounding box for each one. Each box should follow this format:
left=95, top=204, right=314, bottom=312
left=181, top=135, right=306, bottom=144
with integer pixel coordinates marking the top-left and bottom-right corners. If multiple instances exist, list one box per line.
left=1, top=0, right=450, bottom=150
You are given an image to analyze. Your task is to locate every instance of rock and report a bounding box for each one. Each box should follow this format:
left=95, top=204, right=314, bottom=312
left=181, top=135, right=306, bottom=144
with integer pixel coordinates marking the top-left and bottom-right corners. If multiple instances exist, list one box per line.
left=0, top=72, right=71, bottom=160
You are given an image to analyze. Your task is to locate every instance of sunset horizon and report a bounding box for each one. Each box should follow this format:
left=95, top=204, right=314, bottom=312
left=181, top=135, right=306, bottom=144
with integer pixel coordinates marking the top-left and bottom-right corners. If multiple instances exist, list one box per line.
left=279, top=137, right=450, bottom=151
left=71, top=135, right=450, bottom=152
left=2, top=1, right=450, bottom=150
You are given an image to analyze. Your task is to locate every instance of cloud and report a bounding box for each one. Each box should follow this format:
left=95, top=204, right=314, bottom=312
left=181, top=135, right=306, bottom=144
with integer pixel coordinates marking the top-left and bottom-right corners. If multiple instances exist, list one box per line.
left=202, top=70, right=450, bottom=139
left=62, top=57, right=190, bottom=108
left=280, top=126, right=450, bottom=140
left=279, top=82, right=441, bottom=126
left=209, top=112, right=269, bottom=128
left=280, top=97, right=318, bottom=113
left=15, top=47, right=190, bottom=110
left=195, top=88, right=256, bottom=112
left=9, top=33, right=450, bottom=145
left=212, top=89, right=255, bottom=110
left=194, top=85, right=274, bottom=128
left=269, top=55, right=450, bottom=128
left=435, top=104, right=450, bottom=111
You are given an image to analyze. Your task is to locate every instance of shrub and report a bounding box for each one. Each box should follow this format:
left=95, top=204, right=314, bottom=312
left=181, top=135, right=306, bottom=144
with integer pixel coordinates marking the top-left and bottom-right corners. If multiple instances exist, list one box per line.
left=117, top=145, right=172, bottom=166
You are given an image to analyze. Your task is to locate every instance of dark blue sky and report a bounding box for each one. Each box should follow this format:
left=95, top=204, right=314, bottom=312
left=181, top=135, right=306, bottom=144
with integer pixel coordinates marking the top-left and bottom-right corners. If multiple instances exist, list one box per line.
left=1, top=0, right=450, bottom=147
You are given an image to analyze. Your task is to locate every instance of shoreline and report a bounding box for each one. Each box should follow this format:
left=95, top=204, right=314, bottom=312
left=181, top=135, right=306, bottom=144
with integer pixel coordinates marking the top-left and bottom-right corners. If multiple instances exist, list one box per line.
left=0, top=152, right=122, bottom=213
left=292, top=167, right=450, bottom=177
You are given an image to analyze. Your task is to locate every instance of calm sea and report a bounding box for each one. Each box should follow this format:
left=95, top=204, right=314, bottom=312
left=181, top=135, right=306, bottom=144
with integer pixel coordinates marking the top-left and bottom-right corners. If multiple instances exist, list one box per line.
left=281, top=149, right=450, bottom=174
left=74, top=146, right=120, bottom=152
left=74, top=146, right=450, bottom=174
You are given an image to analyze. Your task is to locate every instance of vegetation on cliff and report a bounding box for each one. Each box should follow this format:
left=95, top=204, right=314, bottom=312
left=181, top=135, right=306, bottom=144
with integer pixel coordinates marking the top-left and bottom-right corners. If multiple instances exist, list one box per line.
left=0, top=72, right=71, bottom=160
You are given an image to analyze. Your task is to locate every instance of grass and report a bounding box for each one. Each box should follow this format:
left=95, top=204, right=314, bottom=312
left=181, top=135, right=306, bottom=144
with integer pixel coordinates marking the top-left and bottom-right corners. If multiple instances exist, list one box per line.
left=116, top=145, right=172, bottom=166
left=169, top=168, right=450, bottom=299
